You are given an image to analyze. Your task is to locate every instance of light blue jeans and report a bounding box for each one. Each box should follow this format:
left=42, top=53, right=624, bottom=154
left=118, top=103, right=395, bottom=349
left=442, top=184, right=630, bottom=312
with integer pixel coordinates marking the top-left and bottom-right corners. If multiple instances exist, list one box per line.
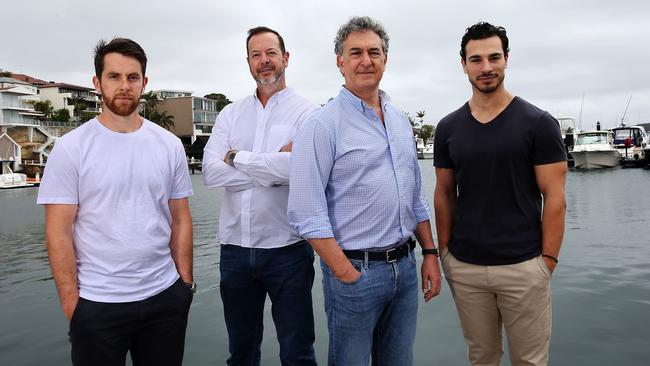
left=320, top=252, right=418, bottom=366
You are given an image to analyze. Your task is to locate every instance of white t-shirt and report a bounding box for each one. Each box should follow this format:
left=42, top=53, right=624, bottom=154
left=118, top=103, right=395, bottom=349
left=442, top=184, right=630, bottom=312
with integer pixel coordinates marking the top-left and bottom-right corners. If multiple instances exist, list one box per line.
left=37, top=118, right=193, bottom=303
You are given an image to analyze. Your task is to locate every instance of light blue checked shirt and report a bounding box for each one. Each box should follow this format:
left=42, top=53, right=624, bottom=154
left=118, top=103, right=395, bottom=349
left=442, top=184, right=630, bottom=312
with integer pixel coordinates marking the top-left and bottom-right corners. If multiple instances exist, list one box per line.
left=288, top=87, right=430, bottom=251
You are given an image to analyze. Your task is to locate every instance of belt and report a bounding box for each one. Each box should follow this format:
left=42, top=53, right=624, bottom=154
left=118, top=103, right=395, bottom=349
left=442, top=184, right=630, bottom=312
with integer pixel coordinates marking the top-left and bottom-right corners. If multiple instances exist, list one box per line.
left=343, top=238, right=416, bottom=263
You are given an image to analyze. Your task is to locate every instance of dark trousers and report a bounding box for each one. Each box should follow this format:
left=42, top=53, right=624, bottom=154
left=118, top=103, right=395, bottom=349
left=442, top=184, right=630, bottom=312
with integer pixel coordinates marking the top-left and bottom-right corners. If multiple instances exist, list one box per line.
left=220, top=241, right=317, bottom=366
left=69, top=278, right=193, bottom=366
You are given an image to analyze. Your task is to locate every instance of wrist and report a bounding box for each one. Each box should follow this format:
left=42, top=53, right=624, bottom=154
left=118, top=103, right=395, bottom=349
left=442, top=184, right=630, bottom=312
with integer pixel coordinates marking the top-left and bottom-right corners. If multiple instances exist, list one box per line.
left=422, top=247, right=439, bottom=257
left=225, top=150, right=238, bottom=167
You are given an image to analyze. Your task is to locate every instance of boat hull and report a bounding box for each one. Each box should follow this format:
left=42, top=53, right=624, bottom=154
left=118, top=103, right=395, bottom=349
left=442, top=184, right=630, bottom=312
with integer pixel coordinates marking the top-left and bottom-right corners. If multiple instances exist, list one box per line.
left=570, top=150, right=621, bottom=169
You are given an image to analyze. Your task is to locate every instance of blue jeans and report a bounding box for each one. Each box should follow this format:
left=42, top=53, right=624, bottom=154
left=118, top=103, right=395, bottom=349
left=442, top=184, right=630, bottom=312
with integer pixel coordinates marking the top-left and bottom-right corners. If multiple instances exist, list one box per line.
left=219, top=241, right=316, bottom=366
left=321, top=252, right=418, bottom=366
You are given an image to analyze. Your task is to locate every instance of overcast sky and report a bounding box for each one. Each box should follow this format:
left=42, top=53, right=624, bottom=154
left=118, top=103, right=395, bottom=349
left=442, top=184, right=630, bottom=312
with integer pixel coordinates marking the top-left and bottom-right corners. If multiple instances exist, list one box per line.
left=4, top=0, right=649, bottom=129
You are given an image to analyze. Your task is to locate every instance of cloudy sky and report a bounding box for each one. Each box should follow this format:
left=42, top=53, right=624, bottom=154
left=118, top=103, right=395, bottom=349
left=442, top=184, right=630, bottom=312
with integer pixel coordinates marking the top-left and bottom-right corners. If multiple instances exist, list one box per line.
left=4, top=0, right=649, bottom=129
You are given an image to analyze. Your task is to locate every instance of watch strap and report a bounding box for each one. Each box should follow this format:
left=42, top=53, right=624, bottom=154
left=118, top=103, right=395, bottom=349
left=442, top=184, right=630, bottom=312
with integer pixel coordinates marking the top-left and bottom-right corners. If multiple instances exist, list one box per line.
left=422, top=248, right=439, bottom=257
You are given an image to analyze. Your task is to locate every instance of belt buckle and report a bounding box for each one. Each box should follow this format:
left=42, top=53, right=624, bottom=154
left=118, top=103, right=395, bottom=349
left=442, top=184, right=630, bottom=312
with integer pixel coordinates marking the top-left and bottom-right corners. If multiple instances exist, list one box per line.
left=385, top=247, right=398, bottom=263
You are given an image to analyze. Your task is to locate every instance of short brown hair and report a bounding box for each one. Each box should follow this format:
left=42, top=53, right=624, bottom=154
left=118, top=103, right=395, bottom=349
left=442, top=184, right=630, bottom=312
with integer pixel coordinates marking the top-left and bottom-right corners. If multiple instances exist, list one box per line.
left=94, top=37, right=147, bottom=77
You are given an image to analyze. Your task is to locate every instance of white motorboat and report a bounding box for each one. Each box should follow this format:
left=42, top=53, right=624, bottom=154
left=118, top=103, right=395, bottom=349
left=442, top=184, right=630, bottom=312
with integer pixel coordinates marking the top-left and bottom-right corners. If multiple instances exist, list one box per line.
left=611, top=126, right=648, bottom=167
left=415, top=138, right=425, bottom=159
left=569, top=131, right=621, bottom=169
left=554, top=115, right=579, bottom=167
left=0, top=172, right=33, bottom=189
left=422, top=143, right=433, bottom=159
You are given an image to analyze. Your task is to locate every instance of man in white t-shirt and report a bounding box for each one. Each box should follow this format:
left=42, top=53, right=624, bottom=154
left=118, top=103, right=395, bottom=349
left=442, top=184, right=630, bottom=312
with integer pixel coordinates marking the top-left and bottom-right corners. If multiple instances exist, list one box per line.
left=202, top=26, right=318, bottom=365
left=37, top=38, right=194, bottom=366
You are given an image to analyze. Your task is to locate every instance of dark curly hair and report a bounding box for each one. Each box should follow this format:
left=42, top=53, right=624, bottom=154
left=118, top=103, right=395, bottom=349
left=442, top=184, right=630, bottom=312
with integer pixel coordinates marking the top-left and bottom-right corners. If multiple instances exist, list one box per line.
left=460, top=22, right=509, bottom=61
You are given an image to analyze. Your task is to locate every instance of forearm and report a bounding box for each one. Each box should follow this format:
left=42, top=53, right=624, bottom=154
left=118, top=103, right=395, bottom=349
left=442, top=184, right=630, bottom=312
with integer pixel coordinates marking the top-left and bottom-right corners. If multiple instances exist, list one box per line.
left=234, top=151, right=291, bottom=186
left=413, top=220, right=436, bottom=249
left=44, top=205, right=79, bottom=319
left=46, top=233, right=79, bottom=308
left=169, top=200, right=193, bottom=283
left=202, top=156, right=256, bottom=190
left=306, top=238, right=355, bottom=278
left=433, top=187, right=456, bottom=250
left=541, top=192, right=566, bottom=258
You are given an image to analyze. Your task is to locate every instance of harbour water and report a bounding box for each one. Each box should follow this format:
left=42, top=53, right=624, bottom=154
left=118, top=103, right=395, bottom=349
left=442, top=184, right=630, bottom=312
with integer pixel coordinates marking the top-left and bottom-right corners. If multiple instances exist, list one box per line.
left=1, top=163, right=649, bottom=365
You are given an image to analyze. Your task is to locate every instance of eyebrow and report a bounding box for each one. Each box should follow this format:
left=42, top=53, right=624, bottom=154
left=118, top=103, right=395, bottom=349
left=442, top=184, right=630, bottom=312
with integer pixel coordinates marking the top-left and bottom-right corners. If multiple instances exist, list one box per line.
left=468, top=52, right=502, bottom=60
left=348, top=46, right=382, bottom=52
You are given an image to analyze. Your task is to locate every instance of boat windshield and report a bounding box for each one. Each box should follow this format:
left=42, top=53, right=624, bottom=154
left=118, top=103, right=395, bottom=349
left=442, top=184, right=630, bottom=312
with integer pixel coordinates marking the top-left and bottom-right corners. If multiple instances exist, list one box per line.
left=577, top=133, right=609, bottom=145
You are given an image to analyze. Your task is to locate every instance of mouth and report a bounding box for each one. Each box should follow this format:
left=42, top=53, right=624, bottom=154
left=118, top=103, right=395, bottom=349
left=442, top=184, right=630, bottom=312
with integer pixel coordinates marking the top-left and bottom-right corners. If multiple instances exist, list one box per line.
left=478, top=74, right=497, bottom=81
left=258, top=67, right=275, bottom=73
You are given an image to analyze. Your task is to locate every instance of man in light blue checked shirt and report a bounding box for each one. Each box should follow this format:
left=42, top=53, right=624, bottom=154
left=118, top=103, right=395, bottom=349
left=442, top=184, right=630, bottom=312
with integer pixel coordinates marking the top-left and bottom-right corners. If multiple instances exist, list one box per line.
left=288, top=16, right=442, bottom=365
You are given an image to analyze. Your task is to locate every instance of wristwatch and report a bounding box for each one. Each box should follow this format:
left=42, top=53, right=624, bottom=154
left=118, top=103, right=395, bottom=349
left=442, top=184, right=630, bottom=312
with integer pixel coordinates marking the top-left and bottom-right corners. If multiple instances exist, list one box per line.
left=227, top=150, right=238, bottom=167
left=184, top=281, right=197, bottom=294
left=422, top=248, right=440, bottom=257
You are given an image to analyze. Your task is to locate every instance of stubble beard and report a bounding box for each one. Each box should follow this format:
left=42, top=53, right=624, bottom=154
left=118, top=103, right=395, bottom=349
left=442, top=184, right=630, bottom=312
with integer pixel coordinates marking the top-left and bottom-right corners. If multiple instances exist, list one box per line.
left=103, top=93, right=140, bottom=117
left=470, top=72, right=505, bottom=94
left=255, top=67, right=285, bottom=87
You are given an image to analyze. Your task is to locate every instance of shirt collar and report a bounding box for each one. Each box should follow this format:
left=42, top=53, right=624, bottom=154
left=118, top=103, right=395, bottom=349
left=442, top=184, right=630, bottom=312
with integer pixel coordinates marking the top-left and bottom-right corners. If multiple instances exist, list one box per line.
left=338, top=86, right=391, bottom=114
left=253, top=86, right=294, bottom=107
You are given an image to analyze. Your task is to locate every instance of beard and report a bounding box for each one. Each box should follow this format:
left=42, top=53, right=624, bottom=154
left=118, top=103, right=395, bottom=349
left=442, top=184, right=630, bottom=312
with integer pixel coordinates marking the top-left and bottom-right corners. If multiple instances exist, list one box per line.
left=103, top=93, right=140, bottom=117
left=470, top=72, right=505, bottom=93
left=253, top=66, right=285, bottom=86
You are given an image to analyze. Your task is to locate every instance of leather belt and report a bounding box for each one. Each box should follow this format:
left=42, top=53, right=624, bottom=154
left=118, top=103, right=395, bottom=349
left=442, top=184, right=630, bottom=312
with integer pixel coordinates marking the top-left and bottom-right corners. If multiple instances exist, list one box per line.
left=343, top=238, right=415, bottom=263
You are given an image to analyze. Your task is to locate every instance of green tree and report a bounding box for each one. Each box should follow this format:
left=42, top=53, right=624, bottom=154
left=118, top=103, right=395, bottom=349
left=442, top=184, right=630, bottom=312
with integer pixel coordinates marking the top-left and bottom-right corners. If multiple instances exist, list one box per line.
left=416, top=110, right=426, bottom=126
left=52, top=108, right=70, bottom=122
left=404, top=111, right=416, bottom=126
left=204, top=93, right=232, bottom=111
left=148, top=109, right=175, bottom=130
left=33, top=100, right=54, bottom=120
left=420, top=124, right=434, bottom=142
left=139, top=91, right=161, bottom=119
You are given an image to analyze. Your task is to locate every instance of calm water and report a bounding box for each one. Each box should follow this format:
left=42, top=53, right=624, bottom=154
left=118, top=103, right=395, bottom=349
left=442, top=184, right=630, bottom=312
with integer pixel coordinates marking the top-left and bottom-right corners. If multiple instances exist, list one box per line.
left=1, top=163, right=649, bottom=365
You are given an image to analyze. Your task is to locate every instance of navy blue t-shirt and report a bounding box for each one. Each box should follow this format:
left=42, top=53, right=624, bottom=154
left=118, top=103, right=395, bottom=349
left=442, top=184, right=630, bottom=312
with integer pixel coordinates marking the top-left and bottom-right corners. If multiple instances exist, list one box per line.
left=434, top=97, right=566, bottom=265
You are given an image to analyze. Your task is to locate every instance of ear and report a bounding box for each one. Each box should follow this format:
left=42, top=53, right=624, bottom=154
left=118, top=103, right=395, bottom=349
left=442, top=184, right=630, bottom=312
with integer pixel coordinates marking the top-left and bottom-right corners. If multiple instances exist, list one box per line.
left=142, top=76, right=148, bottom=91
left=283, top=51, right=290, bottom=67
left=92, top=75, right=101, bottom=93
left=504, top=53, right=509, bottom=68
left=336, top=54, right=344, bottom=76
left=461, top=57, right=468, bottom=75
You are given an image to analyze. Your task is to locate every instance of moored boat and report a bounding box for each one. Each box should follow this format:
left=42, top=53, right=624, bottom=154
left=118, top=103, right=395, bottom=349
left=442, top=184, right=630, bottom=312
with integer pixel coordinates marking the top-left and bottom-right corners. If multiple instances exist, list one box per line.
left=611, top=126, right=648, bottom=167
left=569, top=131, right=620, bottom=169
left=422, top=143, right=433, bottom=159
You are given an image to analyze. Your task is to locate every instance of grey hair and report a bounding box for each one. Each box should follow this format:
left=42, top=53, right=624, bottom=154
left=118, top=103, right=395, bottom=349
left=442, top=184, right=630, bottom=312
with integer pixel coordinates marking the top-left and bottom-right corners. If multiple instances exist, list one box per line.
left=334, top=16, right=389, bottom=56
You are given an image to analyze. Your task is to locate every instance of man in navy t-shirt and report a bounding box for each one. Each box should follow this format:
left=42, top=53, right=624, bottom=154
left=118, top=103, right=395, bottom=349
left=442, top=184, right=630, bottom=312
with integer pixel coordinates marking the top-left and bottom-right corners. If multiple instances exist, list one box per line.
left=434, top=22, right=567, bottom=366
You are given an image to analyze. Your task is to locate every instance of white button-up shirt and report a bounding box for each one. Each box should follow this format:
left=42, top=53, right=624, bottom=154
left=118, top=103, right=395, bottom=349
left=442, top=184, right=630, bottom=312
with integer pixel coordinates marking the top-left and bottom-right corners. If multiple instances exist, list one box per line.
left=203, top=87, right=319, bottom=248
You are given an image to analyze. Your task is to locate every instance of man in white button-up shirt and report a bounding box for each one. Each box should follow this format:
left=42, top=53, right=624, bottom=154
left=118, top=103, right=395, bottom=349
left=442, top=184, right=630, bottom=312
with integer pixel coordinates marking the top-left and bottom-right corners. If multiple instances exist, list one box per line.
left=202, top=26, right=318, bottom=365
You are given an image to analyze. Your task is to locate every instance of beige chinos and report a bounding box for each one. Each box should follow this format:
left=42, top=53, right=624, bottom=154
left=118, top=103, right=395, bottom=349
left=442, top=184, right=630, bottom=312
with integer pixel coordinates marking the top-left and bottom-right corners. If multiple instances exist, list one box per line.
left=442, top=247, right=552, bottom=366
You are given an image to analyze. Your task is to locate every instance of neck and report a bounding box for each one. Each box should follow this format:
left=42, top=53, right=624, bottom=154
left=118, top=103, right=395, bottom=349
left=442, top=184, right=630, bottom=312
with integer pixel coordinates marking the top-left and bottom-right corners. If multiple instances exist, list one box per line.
left=97, top=110, right=143, bottom=133
left=256, top=80, right=286, bottom=107
left=345, top=85, right=381, bottom=109
left=469, top=86, right=513, bottom=113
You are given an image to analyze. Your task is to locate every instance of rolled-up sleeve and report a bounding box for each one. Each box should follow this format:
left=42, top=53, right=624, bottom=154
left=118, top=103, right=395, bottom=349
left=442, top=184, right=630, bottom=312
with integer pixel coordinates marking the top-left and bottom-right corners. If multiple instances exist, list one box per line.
left=288, top=119, right=335, bottom=239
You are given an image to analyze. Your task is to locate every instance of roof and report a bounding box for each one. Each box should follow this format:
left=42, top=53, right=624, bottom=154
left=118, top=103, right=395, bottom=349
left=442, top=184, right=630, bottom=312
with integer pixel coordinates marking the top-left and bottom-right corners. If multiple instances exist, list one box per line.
left=10, top=73, right=48, bottom=86
left=0, top=77, right=33, bottom=86
left=39, top=82, right=94, bottom=91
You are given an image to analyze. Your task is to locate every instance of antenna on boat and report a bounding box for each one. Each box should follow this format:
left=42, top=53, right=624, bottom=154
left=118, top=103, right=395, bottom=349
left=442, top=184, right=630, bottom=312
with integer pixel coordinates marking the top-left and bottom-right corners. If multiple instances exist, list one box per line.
left=578, top=92, right=584, bottom=130
left=621, top=95, right=632, bottom=126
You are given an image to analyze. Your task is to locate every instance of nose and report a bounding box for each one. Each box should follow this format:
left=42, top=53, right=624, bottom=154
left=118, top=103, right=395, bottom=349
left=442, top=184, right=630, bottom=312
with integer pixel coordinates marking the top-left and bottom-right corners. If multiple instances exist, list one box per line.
left=360, top=51, right=372, bottom=66
left=480, top=60, right=494, bottom=73
left=119, top=76, right=130, bottom=91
